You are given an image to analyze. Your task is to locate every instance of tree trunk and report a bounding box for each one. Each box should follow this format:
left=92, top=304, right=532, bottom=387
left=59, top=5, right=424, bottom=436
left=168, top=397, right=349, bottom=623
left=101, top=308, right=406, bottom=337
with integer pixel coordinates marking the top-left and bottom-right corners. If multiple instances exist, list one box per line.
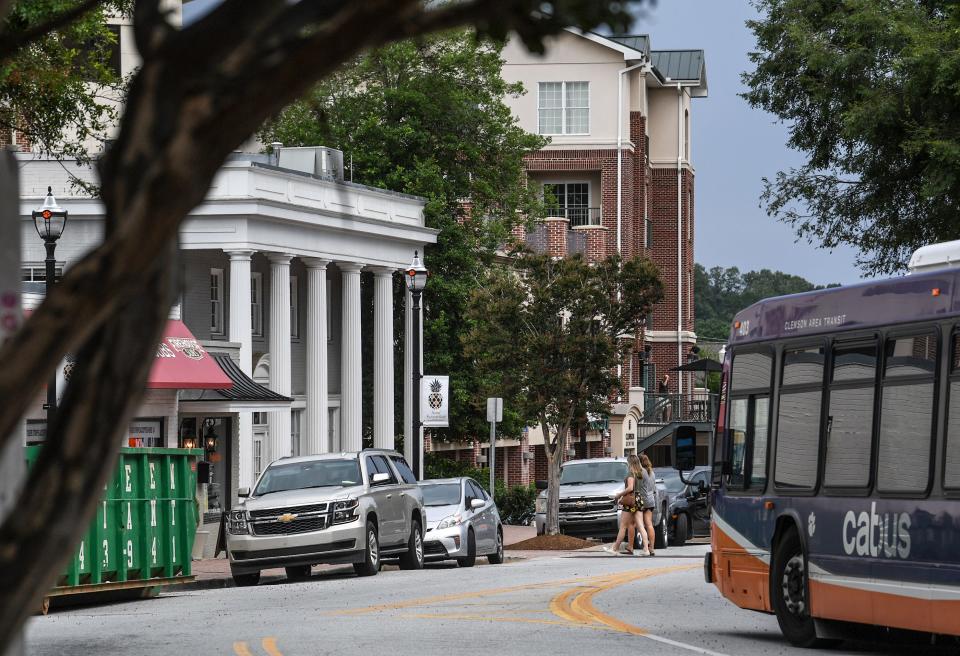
left=543, top=419, right=568, bottom=535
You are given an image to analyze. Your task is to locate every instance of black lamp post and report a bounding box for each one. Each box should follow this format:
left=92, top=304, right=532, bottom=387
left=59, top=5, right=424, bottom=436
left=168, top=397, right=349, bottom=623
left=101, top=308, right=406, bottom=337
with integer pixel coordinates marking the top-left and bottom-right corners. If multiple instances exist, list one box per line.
left=404, top=251, right=428, bottom=479
left=33, top=187, right=68, bottom=431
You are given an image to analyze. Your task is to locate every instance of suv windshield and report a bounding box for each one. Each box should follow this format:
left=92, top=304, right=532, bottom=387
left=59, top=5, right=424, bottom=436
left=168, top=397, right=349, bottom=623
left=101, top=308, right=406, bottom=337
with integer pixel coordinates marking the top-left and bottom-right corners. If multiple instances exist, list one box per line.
left=559, top=462, right=627, bottom=485
left=421, top=483, right=461, bottom=506
left=254, top=459, right=361, bottom=496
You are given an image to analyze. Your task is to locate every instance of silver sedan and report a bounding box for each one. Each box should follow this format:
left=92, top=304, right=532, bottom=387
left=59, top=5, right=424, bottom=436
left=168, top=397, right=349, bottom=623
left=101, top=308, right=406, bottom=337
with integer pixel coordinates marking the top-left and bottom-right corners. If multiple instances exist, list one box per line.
left=419, top=477, right=504, bottom=567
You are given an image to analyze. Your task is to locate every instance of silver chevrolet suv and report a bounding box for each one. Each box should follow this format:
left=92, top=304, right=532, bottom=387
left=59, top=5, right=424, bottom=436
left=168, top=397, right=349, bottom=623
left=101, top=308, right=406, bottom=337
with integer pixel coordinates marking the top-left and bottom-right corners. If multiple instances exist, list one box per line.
left=226, top=449, right=426, bottom=585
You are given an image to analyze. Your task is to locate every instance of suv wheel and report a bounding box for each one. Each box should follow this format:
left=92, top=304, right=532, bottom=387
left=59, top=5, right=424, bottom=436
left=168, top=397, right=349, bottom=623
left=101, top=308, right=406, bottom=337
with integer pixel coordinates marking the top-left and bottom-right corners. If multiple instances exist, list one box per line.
left=457, top=529, right=476, bottom=568
left=654, top=504, right=669, bottom=550
left=231, top=570, right=260, bottom=587
left=487, top=527, right=504, bottom=565
left=285, top=565, right=311, bottom=581
left=353, top=521, right=380, bottom=577
left=399, top=520, right=424, bottom=570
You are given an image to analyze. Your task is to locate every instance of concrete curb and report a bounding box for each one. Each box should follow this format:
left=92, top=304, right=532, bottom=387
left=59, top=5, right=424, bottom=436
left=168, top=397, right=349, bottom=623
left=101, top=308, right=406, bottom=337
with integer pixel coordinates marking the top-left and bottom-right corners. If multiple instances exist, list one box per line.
left=168, top=555, right=527, bottom=593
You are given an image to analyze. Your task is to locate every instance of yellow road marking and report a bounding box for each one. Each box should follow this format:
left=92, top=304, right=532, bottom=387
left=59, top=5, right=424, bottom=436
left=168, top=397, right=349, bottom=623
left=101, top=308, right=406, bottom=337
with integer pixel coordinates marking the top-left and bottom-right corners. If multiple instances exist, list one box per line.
left=398, top=611, right=606, bottom=630
left=232, top=642, right=254, bottom=656
left=261, top=637, right=283, bottom=656
left=327, top=574, right=604, bottom=616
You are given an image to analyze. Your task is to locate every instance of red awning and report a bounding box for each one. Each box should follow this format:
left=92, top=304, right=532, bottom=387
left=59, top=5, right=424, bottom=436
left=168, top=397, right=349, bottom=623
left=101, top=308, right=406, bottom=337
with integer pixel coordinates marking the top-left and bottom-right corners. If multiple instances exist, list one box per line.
left=148, top=320, right=232, bottom=389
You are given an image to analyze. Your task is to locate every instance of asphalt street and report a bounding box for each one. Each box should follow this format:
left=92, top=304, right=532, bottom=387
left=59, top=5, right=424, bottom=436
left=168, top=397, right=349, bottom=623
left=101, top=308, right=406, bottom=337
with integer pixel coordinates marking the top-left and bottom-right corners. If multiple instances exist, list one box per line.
left=24, top=544, right=952, bottom=656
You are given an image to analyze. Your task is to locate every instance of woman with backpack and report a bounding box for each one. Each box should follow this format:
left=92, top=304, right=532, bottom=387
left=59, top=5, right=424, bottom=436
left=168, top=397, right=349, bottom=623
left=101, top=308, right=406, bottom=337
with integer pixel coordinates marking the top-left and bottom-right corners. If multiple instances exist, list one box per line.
left=637, top=452, right=658, bottom=556
left=603, top=454, right=649, bottom=556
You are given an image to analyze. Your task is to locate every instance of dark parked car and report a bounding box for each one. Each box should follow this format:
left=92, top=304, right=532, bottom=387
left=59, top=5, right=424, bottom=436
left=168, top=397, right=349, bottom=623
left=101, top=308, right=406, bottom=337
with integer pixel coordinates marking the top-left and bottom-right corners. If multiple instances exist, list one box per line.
left=655, top=466, right=711, bottom=545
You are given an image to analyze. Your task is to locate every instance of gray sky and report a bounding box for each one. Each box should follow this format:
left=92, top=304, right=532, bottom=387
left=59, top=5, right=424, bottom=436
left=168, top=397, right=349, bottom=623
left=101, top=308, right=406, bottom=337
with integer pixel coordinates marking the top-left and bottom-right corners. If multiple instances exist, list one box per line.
left=183, top=0, right=866, bottom=285
left=635, top=0, right=864, bottom=285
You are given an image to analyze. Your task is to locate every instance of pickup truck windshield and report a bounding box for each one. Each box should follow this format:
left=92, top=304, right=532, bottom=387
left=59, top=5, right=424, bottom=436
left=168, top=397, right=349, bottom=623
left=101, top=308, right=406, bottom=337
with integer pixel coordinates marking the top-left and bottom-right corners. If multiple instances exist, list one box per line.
left=254, top=459, right=361, bottom=496
left=560, top=462, right=628, bottom=485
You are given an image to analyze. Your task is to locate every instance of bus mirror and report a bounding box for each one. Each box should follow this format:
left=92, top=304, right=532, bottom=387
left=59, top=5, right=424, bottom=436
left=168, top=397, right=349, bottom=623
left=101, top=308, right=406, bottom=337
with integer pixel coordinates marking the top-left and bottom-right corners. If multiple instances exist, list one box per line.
left=673, top=425, right=697, bottom=472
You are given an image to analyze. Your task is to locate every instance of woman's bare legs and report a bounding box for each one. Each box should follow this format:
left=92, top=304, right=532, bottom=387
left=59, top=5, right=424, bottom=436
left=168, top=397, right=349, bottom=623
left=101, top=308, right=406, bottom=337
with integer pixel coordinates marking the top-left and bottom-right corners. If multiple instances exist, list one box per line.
left=606, top=511, right=633, bottom=554
left=643, top=509, right=656, bottom=554
left=633, top=511, right=649, bottom=554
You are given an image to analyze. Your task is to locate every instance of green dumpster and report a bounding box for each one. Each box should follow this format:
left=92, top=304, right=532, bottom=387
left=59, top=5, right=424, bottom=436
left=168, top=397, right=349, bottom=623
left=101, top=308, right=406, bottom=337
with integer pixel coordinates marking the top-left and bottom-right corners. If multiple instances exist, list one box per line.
left=25, top=446, right=203, bottom=603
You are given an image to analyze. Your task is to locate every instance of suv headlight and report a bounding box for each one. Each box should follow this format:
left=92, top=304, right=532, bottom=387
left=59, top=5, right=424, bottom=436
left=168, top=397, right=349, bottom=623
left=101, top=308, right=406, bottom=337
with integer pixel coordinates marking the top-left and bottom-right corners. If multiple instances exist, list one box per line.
left=436, top=514, right=463, bottom=530
left=535, top=497, right=546, bottom=514
left=332, top=498, right=359, bottom=524
left=227, top=510, right=248, bottom=535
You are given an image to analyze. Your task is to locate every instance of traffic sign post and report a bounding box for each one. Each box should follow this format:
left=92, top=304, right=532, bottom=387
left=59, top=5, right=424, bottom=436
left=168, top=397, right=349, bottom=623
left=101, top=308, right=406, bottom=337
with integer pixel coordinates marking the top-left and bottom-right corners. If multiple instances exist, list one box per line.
left=486, top=398, right=502, bottom=495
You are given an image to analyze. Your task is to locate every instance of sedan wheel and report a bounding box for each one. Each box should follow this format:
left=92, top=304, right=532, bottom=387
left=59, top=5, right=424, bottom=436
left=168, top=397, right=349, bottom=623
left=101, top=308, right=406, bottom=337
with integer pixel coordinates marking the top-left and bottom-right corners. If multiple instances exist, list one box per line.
left=487, top=528, right=504, bottom=565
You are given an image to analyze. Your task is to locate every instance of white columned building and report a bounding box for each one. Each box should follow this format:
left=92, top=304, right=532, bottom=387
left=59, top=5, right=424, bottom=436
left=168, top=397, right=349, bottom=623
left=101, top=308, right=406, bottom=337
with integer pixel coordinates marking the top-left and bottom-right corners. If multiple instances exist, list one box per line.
left=339, top=262, right=364, bottom=452
left=226, top=249, right=255, bottom=487
left=372, top=267, right=394, bottom=449
left=303, top=258, right=330, bottom=454
left=17, top=147, right=437, bottom=496
left=268, top=253, right=293, bottom=461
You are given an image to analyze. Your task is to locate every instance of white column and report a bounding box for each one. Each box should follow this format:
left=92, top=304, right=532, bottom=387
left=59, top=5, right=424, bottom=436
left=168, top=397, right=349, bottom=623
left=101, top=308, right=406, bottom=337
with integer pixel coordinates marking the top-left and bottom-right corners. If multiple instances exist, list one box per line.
left=304, top=258, right=330, bottom=454
left=339, top=262, right=364, bottom=452
left=372, top=268, right=395, bottom=449
left=267, top=254, right=292, bottom=462
left=226, top=250, right=255, bottom=489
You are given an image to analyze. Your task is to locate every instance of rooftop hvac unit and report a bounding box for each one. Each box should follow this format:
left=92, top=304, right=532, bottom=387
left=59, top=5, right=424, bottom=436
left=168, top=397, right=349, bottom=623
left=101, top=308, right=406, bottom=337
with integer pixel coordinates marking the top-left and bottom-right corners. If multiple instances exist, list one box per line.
left=277, top=146, right=344, bottom=181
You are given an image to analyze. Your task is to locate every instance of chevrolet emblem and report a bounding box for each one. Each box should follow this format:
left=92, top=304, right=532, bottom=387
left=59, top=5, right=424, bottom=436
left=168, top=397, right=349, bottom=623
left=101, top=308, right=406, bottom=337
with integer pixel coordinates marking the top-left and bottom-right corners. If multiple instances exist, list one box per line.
left=278, top=513, right=298, bottom=523
left=575, top=500, right=587, bottom=508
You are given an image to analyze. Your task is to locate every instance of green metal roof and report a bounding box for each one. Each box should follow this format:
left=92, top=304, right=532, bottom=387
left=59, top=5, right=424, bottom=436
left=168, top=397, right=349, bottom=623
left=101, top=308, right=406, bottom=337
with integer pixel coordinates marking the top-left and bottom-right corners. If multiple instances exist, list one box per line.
left=650, top=50, right=705, bottom=82
left=607, top=34, right=650, bottom=58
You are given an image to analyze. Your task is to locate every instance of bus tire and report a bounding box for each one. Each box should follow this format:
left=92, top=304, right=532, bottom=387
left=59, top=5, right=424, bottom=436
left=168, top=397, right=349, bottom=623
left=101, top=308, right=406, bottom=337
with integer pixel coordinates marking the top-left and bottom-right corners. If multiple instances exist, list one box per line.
left=772, top=527, right=838, bottom=648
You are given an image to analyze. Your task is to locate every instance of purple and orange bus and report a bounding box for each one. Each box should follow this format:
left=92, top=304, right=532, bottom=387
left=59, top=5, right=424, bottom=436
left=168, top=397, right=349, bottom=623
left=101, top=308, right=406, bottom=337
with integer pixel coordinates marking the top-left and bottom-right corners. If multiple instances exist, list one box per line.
left=681, top=249, right=960, bottom=647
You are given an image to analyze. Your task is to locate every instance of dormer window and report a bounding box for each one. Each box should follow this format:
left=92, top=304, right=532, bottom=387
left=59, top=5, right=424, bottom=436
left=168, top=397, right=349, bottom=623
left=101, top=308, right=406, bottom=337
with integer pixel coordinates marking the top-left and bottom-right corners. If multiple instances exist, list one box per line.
left=538, top=82, right=589, bottom=135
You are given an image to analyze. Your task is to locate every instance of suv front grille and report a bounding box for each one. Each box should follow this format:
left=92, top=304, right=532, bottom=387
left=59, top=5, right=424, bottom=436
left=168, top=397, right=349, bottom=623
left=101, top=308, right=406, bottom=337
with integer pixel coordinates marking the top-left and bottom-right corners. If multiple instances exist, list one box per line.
left=249, top=503, right=328, bottom=520
left=252, top=516, right=327, bottom=536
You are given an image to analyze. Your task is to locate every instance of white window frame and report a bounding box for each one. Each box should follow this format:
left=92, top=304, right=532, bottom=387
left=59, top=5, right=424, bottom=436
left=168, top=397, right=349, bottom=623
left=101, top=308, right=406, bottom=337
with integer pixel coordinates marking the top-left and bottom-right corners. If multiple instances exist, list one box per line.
left=253, top=436, right=263, bottom=482
left=537, top=81, right=590, bottom=136
left=291, top=409, right=302, bottom=457
left=250, top=272, right=263, bottom=337
left=290, top=275, right=300, bottom=339
left=21, top=263, right=64, bottom=282
left=210, top=268, right=225, bottom=336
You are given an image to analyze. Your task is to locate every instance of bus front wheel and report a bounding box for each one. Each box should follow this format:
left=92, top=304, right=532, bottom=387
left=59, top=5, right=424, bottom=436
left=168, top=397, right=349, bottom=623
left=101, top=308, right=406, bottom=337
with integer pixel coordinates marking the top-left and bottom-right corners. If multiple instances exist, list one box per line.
left=772, top=527, right=837, bottom=648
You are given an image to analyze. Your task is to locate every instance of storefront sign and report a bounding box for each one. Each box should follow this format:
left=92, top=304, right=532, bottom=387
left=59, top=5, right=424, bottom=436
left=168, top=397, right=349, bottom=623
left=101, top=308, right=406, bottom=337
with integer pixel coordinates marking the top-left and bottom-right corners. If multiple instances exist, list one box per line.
left=128, top=419, right=163, bottom=448
left=420, top=375, right=449, bottom=428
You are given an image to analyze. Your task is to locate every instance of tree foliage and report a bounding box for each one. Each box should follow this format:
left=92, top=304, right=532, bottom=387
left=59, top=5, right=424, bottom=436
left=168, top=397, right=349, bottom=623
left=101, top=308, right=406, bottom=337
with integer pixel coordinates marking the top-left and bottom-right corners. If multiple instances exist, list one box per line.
left=743, top=0, right=960, bottom=274
left=694, top=263, right=837, bottom=340
left=1, top=0, right=131, bottom=169
left=260, top=31, right=546, bottom=441
left=0, top=0, right=642, bottom=642
left=464, top=253, right=663, bottom=534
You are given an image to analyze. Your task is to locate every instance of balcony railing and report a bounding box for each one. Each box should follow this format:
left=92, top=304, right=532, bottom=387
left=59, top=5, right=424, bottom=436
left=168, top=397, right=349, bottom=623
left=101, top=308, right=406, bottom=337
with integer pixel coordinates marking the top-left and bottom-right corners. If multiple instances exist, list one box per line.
left=524, top=223, right=588, bottom=257
left=544, top=206, right=602, bottom=228
left=641, top=392, right=719, bottom=424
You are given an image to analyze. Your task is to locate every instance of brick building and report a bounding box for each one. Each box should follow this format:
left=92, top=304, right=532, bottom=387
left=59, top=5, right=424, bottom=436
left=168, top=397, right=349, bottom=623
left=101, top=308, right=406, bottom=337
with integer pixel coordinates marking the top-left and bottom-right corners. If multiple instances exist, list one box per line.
left=426, top=30, right=709, bottom=481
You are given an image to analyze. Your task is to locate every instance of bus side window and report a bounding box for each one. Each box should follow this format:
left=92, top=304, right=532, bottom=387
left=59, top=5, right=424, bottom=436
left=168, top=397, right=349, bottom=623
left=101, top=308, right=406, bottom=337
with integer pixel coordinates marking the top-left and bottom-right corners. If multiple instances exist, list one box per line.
left=946, top=333, right=960, bottom=490
left=729, top=351, right=773, bottom=491
left=823, top=343, right=877, bottom=489
left=877, top=334, right=936, bottom=494
left=776, top=345, right=825, bottom=490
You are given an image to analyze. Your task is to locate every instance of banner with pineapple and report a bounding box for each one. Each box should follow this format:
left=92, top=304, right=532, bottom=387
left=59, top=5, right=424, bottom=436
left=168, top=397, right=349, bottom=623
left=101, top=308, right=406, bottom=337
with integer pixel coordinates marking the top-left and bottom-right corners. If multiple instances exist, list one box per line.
left=420, top=376, right=449, bottom=427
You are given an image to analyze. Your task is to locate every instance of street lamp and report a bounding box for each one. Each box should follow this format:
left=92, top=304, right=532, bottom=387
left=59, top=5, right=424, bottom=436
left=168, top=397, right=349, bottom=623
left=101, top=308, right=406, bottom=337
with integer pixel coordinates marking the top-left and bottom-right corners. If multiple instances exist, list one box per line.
left=32, top=187, right=68, bottom=431
left=404, top=250, right=428, bottom=479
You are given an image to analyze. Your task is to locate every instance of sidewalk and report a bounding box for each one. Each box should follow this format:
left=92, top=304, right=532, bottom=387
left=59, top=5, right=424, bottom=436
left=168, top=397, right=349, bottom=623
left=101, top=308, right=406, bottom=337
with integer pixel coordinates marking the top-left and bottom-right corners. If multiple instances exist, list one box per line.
left=175, top=524, right=543, bottom=592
